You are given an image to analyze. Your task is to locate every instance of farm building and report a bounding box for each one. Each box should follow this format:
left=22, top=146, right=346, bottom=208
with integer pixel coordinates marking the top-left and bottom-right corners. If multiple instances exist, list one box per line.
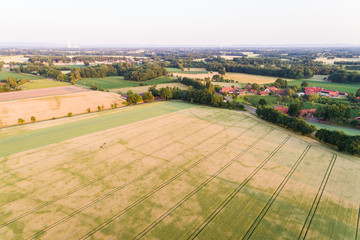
left=220, top=87, right=239, bottom=94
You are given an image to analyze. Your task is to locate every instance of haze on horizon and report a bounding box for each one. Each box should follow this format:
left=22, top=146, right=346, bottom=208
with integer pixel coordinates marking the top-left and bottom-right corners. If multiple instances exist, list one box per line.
left=1, top=0, right=359, bottom=47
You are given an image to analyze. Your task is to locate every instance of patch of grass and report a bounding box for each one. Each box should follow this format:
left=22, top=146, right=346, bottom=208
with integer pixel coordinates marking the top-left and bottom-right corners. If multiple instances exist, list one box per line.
left=0, top=101, right=194, bottom=157
left=76, top=76, right=137, bottom=89
left=307, top=121, right=360, bottom=135
left=0, top=71, right=44, bottom=81
left=288, top=79, right=360, bottom=94
left=166, top=67, right=208, bottom=74
left=21, top=79, right=70, bottom=90
left=76, top=76, right=175, bottom=90
left=242, top=95, right=279, bottom=107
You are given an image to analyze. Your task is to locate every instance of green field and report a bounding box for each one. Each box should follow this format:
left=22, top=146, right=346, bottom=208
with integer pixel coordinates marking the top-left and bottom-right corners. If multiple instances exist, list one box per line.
left=0, top=71, right=44, bottom=81
left=21, top=79, right=70, bottom=90
left=306, top=121, right=360, bottom=136
left=76, top=76, right=175, bottom=89
left=240, top=95, right=279, bottom=107
left=166, top=67, right=208, bottom=74
left=288, top=79, right=360, bottom=94
left=0, top=102, right=359, bottom=239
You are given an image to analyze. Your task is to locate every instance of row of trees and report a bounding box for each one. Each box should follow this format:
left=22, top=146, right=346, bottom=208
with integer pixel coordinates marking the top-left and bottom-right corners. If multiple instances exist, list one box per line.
left=256, top=107, right=315, bottom=135
left=13, top=62, right=168, bottom=83
left=316, top=129, right=360, bottom=154
left=328, top=71, right=360, bottom=83
left=0, top=77, right=29, bottom=92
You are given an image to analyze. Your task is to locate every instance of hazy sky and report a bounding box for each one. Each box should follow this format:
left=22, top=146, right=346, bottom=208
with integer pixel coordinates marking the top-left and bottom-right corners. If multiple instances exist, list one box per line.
left=1, top=0, right=359, bottom=46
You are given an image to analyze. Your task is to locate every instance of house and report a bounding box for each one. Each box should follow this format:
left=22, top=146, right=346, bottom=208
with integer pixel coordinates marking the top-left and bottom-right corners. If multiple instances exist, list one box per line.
left=339, top=92, right=348, bottom=97
left=275, top=106, right=289, bottom=114
left=259, top=90, right=269, bottom=96
left=245, top=84, right=252, bottom=91
left=221, top=87, right=239, bottom=95
left=305, top=87, right=322, bottom=95
left=320, top=89, right=339, bottom=98
left=267, top=86, right=278, bottom=92
left=238, top=89, right=248, bottom=95
left=299, top=109, right=317, bottom=118
left=275, top=89, right=287, bottom=95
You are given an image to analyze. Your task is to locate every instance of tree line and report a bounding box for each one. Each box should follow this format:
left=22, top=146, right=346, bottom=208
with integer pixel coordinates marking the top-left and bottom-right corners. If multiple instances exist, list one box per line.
left=328, top=71, right=360, bottom=83
left=256, top=106, right=315, bottom=135
left=316, top=129, right=360, bottom=154
left=0, top=77, right=29, bottom=92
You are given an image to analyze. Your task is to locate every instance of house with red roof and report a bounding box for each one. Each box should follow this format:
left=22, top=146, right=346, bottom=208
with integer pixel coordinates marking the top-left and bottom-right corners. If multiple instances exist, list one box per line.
left=220, top=87, right=239, bottom=95
left=299, top=109, right=317, bottom=118
left=305, top=87, right=322, bottom=95
left=275, top=106, right=289, bottom=114
left=267, top=86, right=278, bottom=92
left=259, top=90, right=269, bottom=96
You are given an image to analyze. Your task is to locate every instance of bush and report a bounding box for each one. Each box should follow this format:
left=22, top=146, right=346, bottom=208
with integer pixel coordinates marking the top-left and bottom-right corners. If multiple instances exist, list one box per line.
left=87, top=108, right=91, bottom=113
left=90, top=84, right=98, bottom=90
left=18, top=118, right=25, bottom=124
left=98, top=105, right=101, bottom=111
left=67, top=112, right=73, bottom=117
left=30, top=116, right=36, bottom=122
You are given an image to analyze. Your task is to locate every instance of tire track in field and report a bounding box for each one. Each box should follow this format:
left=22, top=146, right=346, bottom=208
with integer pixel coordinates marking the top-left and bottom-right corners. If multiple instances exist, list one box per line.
left=242, top=145, right=312, bottom=240
left=0, top=119, right=209, bottom=209
left=0, top=120, right=219, bottom=229
left=356, top=204, right=360, bottom=240
left=78, top=124, right=265, bottom=240
left=298, top=154, right=337, bottom=240
left=0, top=111, right=199, bottom=187
left=26, top=123, right=236, bottom=240
left=133, top=130, right=279, bottom=240
left=186, top=135, right=292, bottom=240
left=0, top=112, right=183, bottom=177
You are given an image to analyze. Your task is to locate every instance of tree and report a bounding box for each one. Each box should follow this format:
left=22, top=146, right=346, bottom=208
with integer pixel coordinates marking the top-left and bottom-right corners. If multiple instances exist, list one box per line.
left=18, top=118, right=25, bottom=124
left=142, top=91, right=154, bottom=102
left=159, top=87, right=173, bottom=100
left=127, top=93, right=143, bottom=104
left=90, top=84, right=98, bottom=90
left=259, top=99, right=267, bottom=106
left=126, top=90, right=134, bottom=95
left=87, top=108, right=91, bottom=113
left=301, top=81, right=309, bottom=88
left=288, top=103, right=302, bottom=116
left=30, top=116, right=36, bottom=122
left=97, top=105, right=101, bottom=111
left=67, top=112, right=73, bottom=117
left=356, top=88, right=360, bottom=97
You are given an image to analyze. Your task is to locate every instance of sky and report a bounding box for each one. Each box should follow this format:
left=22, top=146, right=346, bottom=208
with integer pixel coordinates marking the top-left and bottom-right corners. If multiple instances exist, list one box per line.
left=1, top=0, right=360, bottom=47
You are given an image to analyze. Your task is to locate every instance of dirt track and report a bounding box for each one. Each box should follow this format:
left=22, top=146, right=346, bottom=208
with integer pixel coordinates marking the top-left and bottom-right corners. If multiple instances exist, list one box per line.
left=0, top=86, right=89, bottom=102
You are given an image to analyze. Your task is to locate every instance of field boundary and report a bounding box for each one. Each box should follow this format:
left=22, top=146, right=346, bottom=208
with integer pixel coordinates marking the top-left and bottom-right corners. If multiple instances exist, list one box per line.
left=242, top=145, right=312, bottom=240
left=298, top=154, right=337, bottom=240
left=133, top=130, right=277, bottom=239
left=78, top=124, right=261, bottom=239
left=186, top=135, right=292, bottom=240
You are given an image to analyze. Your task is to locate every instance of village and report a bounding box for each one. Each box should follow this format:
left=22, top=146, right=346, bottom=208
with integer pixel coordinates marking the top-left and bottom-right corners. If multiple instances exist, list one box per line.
left=219, top=84, right=351, bottom=120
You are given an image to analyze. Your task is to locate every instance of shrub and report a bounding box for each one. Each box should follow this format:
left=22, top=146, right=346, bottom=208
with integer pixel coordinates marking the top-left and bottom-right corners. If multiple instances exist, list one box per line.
left=87, top=108, right=91, bottom=113
left=30, top=116, right=36, bottom=122
left=67, top=112, right=73, bottom=117
left=18, top=118, right=25, bottom=124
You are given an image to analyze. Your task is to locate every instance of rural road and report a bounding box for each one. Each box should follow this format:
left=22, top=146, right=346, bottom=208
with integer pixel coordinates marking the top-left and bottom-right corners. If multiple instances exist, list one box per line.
left=224, top=95, right=256, bottom=114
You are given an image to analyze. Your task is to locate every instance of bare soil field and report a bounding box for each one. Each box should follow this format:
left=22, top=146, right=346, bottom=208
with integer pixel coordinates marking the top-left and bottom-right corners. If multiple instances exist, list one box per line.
left=0, top=86, right=88, bottom=102
left=0, top=102, right=358, bottom=239
left=112, top=82, right=189, bottom=94
left=0, top=91, right=124, bottom=126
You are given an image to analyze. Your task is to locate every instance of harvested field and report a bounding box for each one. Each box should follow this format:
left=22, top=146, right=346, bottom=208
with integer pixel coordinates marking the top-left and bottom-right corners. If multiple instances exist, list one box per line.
left=112, top=83, right=189, bottom=94
left=316, top=57, right=360, bottom=65
left=0, top=101, right=359, bottom=239
left=224, top=72, right=281, bottom=84
left=0, top=86, right=88, bottom=102
left=173, top=72, right=218, bottom=79
left=0, top=91, right=124, bottom=126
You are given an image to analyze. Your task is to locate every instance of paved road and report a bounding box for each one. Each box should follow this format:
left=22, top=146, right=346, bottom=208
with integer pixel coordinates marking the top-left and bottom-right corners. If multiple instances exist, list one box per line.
left=224, top=95, right=256, bottom=114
